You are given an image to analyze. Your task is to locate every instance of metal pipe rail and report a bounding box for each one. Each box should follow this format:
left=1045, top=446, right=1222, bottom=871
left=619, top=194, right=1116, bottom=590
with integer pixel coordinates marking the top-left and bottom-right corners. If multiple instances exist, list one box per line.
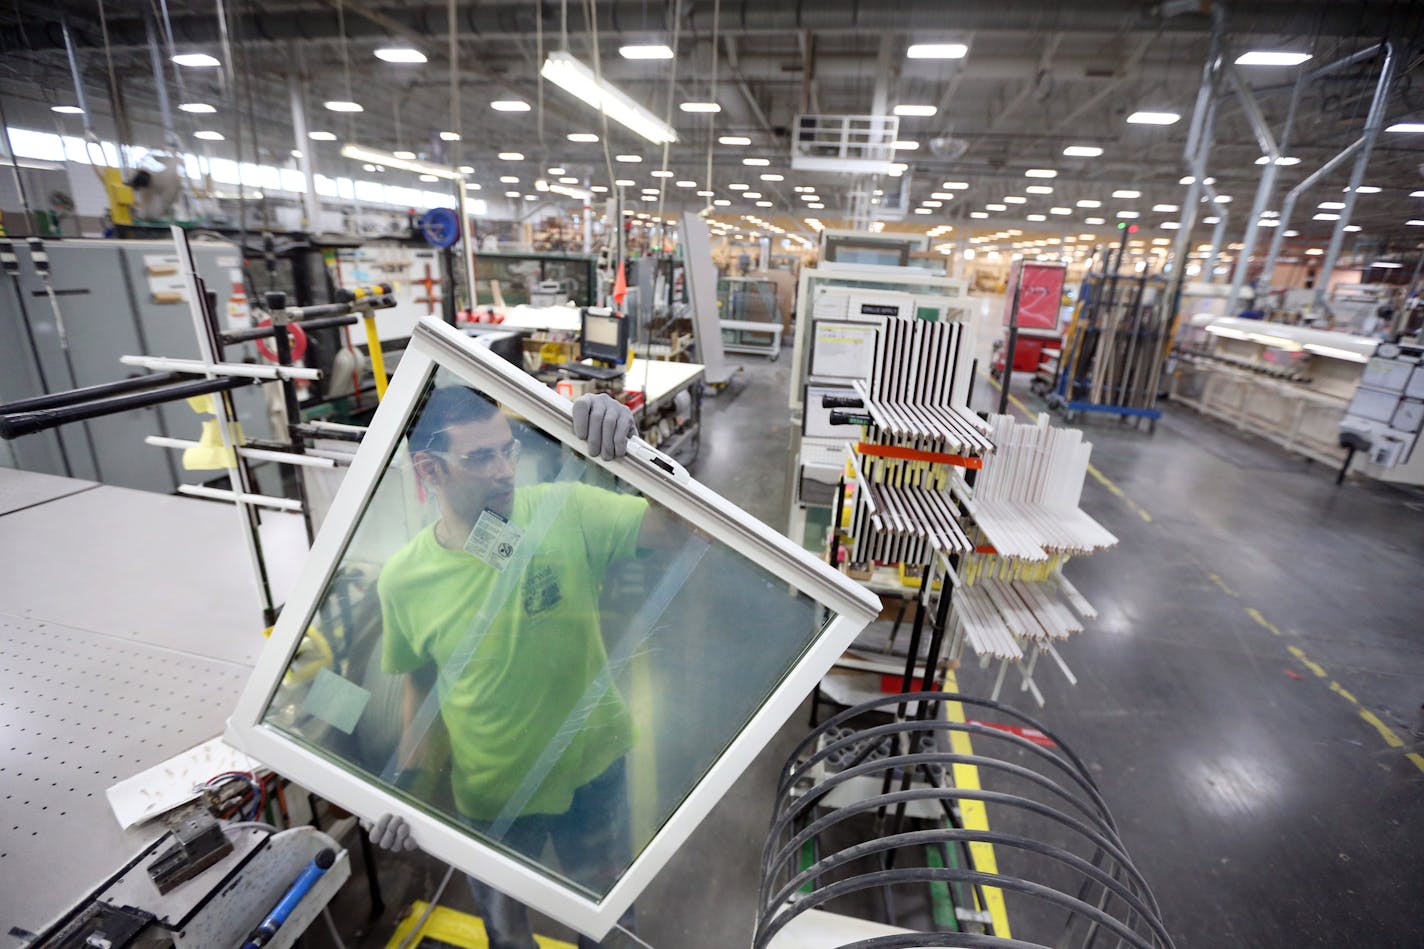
left=0, top=375, right=253, bottom=440
left=755, top=691, right=1174, bottom=949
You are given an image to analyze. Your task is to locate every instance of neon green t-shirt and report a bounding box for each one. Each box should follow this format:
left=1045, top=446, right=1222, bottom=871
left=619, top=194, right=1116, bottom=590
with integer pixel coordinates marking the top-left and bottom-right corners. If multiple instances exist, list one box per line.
left=378, top=481, right=647, bottom=819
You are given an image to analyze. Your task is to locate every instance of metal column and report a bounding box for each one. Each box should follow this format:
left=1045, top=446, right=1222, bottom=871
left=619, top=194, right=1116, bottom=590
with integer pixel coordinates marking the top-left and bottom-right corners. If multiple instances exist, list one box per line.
left=288, top=75, right=320, bottom=231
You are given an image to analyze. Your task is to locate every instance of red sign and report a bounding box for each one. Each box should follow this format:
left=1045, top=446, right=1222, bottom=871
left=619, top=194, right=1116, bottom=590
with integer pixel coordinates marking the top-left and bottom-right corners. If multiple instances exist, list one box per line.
left=1003, top=260, right=1067, bottom=331
left=967, top=719, right=1058, bottom=747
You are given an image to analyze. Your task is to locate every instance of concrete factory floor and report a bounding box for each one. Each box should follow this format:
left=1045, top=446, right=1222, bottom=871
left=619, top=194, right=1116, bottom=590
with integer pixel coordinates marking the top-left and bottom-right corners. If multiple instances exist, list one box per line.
left=320, top=348, right=1424, bottom=949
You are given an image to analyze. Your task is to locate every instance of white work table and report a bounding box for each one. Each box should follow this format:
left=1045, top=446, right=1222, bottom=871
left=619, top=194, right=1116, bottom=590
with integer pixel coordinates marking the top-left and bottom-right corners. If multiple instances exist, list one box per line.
left=623, top=359, right=706, bottom=415
left=0, top=469, right=309, bottom=945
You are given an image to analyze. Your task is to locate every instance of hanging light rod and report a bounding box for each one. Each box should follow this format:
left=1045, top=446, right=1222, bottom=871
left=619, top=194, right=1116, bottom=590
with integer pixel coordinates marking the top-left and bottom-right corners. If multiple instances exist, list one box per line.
left=541, top=51, right=677, bottom=144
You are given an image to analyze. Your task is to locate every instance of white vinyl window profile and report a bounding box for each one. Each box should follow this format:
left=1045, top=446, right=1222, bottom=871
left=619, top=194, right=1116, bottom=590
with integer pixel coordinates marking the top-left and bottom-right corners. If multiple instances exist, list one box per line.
left=226, top=317, right=880, bottom=939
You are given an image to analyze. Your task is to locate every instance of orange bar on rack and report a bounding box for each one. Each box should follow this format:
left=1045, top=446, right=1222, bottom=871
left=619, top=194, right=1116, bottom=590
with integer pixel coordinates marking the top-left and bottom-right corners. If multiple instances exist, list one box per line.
left=856, top=441, right=984, bottom=469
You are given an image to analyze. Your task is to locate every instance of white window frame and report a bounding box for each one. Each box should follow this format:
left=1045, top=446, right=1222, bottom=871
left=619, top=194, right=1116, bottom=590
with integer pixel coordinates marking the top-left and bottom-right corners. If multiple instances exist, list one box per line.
left=226, top=317, right=881, bottom=939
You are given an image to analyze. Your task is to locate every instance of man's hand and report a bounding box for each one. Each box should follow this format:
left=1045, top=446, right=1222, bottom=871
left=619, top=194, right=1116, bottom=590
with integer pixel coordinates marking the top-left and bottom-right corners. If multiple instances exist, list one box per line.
left=572, top=392, right=637, bottom=461
left=361, top=813, right=418, bottom=852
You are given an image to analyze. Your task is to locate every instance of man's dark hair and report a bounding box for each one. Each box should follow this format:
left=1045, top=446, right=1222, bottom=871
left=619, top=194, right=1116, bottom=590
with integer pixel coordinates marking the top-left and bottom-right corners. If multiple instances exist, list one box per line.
left=408, top=385, right=500, bottom=454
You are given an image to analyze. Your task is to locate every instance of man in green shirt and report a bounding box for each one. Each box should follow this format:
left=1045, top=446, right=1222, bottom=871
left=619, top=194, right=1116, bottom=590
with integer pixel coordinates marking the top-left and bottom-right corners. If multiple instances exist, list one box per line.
left=373, top=386, right=671, bottom=948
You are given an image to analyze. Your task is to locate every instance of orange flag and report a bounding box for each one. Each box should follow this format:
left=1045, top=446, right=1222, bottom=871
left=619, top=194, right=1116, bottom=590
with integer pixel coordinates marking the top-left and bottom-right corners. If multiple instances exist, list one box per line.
left=613, top=260, right=628, bottom=308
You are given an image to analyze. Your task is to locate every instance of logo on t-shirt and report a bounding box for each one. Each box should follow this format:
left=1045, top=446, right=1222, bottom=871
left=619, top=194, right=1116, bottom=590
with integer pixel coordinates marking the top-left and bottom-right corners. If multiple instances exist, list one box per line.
left=522, top=563, right=562, bottom=616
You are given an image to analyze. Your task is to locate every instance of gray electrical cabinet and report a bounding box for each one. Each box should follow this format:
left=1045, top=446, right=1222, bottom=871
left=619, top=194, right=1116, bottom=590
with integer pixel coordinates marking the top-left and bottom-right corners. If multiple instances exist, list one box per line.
left=0, top=238, right=275, bottom=494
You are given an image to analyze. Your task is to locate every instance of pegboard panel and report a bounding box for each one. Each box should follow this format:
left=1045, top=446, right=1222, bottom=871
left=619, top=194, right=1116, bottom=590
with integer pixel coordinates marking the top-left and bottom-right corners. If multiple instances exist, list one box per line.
left=0, top=612, right=249, bottom=944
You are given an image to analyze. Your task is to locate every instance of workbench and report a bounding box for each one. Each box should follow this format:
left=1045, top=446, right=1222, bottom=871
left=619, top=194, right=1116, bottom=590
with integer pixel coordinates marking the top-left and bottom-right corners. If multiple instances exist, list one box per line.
left=623, top=360, right=706, bottom=465
left=0, top=468, right=310, bottom=947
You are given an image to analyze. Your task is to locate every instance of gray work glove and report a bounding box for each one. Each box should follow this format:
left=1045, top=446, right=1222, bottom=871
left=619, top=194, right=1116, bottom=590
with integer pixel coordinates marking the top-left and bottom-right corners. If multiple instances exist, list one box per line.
left=572, top=392, right=636, bottom=461
left=361, top=813, right=418, bottom=852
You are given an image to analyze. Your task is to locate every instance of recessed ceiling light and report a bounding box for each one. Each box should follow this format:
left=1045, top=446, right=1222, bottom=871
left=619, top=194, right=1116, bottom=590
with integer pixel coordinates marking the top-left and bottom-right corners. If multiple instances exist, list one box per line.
left=1026, top=185, right=1053, bottom=195
left=525, top=194, right=539, bottom=201
left=729, top=183, right=749, bottom=190
left=760, top=173, right=785, bottom=182
left=1257, top=219, right=1280, bottom=227
left=619, top=44, right=674, bottom=59
left=1003, top=196, right=1027, bottom=204
left=1126, top=111, right=1180, bottom=125
left=177, top=103, right=217, bottom=115
left=1050, top=207, right=1071, bottom=215
left=649, top=170, right=672, bottom=178
left=1162, top=221, right=1180, bottom=229
left=591, top=185, right=609, bottom=193
left=193, top=130, right=224, bottom=141
left=458, top=165, right=475, bottom=174
left=799, top=194, right=819, bottom=201
left=1318, top=201, right=1345, bottom=210
left=970, top=211, right=989, bottom=219
left=1214, top=194, right=1232, bottom=203
left=744, top=192, right=762, bottom=199
left=1025, top=213, right=1046, bottom=221
left=1117, top=210, right=1139, bottom=218
left=1205, top=216, right=1222, bottom=224
left=375, top=48, right=427, bottom=63
left=894, top=104, right=938, bottom=117
left=930, top=192, right=956, bottom=200
left=393, top=150, right=417, bottom=160
left=1086, top=217, right=1105, bottom=224
left=307, top=131, right=338, bottom=142
left=1077, top=199, right=1102, bottom=208
left=499, top=152, right=524, bottom=161
left=324, top=100, right=363, bottom=112
left=50, top=105, right=84, bottom=115
left=676, top=180, right=697, bottom=188
left=500, top=176, right=519, bottom=183
left=696, top=190, right=714, bottom=197
left=1313, top=213, right=1340, bottom=221
left=440, top=131, right=461, bottom=142
left=419, top=174, right=439, bottom=182
left=1025, top=168, right=1057, bottom=178
left=1112, top=190, right=1140, bottom=199
left=564, top=133, right=599, bottom=145
left=1235, top=51, right=1312, bottom=67
left=719, top=136, right=752, bottom=146
left=616, top=154, right=642, bottom=163
left=892, top=140, right=919, bottom=150
left=1347, top=185, right=1382, bottom=194
left=714, top=199, right=731, bottom=206
left=743, top=158, right=770, bottom=166
left=642, top=188, right=660, bottom=194
left=907, top=43, right=968, bottom=59
left=558, top=177, right=579, bottom=184
left=680, top=102, right=721, bottom=113
left=491, top=100, right=532, bottom=112
left=290, top=149, right=303, bottom=159
left=922, top=200, right=943, bottom=208
left=1152, top=204, right=1178, bottom=212
left=465, top=182, right=481, bottom=190
left=756, top=200, right=773, bottom=207
left=914, top=208, right=933, bottom=215
left=1344, top=225, right=1361, bottom=232
left=615, top=179, right=636, bottom=186
left=172, top=52, right=221, bottom=68
left=986, top=203, right=1007, bottom=211
left=1063, top=145, right=1103, bottom=157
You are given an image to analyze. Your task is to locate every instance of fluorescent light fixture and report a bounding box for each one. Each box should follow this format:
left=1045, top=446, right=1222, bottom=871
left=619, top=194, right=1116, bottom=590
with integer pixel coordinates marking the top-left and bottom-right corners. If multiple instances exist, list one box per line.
left=1126, top=111, right=1180, bottom=125
left=743, top=158, right=770, bottom=166
left=615, top=178, right=635, bottom=186
left=1351, top=186, right=1382, bottom=194
left=619, top=44, right=674, bottom=60
left=922, top=200, right=943, bottom=208
left=680, top=102, right=721, bottom=113
left=930, top=192, right=956, bottom=200
left=714, top=199, right=731, bottom=206
left=172, top=52, right=221, bottom=68
left=651, top=170, right=674, bottom=178
left=179, top=102, right=217, bottom=114
left=1180, top=176, right=1195, bottom=185
left=894, top=104, right=938, bottom=117
left=1111, top=189, right=1140, bottom=199
left=1387, top=123, right=1424, bottom=133
left=729, top=184, right=748, bottom=191
left=1257, top=219, right=1279, bottom=227
left=324, top=100, right=364, bottom=112
left=505, top=190, right=520, bottom=197
left=1025, top=168, right=1057, bottom=178
left=1077, top=199, right=1102, bottom=208
left=1312, top=213, right=1339, bottom=220
left=308, top=130, right=337, bottom=141
left=440, top=131, right=461, bottom=142
left=1304, top=248, right=1324, bottom=256
left=1214, top=194, right=1232, bottom=203
left=1344, top=225, right=1361, bottom=232
left=907, top=43, right=968, bottom=59
left=290, top=149, right=303, bottom=159
left=393, top=150, right=417, bottom=160
left=567, top=132, right=599, bottom=143
left=1254, top=155, right=1301, bottom=165
left=676, top=180, right=698, bottom=188
left=419, top=174, right=439, bottom=182
left=756, top=200, right=773, bottom=207
left=1370, top=261, right=1404, bottom=268
left=1064, top=145, right=1103, bottom=157
left=50, top=105, right=83, bottom=115
left=696, top=190, right=714, bottom=197
left=559, top=176, right=579, bottom=184
left=1204, top=216, right=1221, bottom=224
left=719, top=136, right=752, bottom=146
left=1304, top=343, right=1369, bottom=362
left=375, top=48, right=427, bottom=63
left=547, top=167, right=566, bottom=176
left=1026, top=185, right=1053, bottom=195
left=498, top=152, right=524, bottom=161
left=193, top=130, right=224, bottom=141
left=615, top=154, right=642, bottom=163
left=491, top=100, right=532, bottom=112
left=743, top=192, right=762, bottom=199
left=892, top=140, right=919, bottom=150
left=1407, top=220, right=1424, bottom=225
left=1050, top=207, right=1071, bottom=215
left=986, top=203, right=1007, bottom=211
left=1085, top=217, right=1105, bottom=224
left=1152, top=204, right=1178, bottom=213
left=1003, top=196, right=1027, bottom=204
left=941, top=181, right=970, bottom=190
left=1162, top=221, right=1180, bottom=229
left=1235, top=51, right=1312, bottom=67
left=1026, top=213, right=1046, bottom=221
left=500, top=176, right=519, bottom=184
left=799, top=194, right=819, bottom=201
left=465, top=182, right=481, bottom=190
left=641, top=188, right=660, bottom=194
left=914, top=208, right=933, bottom=215
left=1318, top=201, right=1345, bottom=210
left=760, top=173, right=784, bottom=181
left=338, top=144, right=461, bottom=180
left=1117, top=210, right=1140, bottom=218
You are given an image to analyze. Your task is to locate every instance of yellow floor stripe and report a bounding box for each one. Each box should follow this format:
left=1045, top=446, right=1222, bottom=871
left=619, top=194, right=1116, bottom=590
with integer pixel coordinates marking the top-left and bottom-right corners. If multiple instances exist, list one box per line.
left=1244, top=608, right=1282, bottom=636
left=979, top=373, right=1153, bottom=523
left=1287, top=645, right=1328, bottom=679
left=1208, top=573, right=1238, bottom=597
left=1330, top=681, right=1359, bottom=705
left=942, top=670, right=1012, bottom=937
left=1358, top=708, right=1406, bottom=749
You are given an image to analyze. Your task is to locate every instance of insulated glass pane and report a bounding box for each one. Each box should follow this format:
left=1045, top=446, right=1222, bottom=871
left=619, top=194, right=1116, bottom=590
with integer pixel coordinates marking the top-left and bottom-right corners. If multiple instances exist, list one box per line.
left=259, top=370, right=830, bottom=899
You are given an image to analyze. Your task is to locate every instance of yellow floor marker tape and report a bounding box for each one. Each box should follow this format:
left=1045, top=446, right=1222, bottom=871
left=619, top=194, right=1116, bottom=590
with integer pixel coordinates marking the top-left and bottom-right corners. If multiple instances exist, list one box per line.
left=942, top=670, right=1012, bottom=937
left=1244, top=608, right=1282, bottom=636
left=1286, top=645, right=1328, bottom=679
left=1207, top=573, right=1238, bottom=597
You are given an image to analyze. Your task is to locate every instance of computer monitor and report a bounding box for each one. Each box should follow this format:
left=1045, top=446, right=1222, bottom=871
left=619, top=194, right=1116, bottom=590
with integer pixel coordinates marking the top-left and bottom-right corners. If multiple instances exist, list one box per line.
left=580, top=307, right=629, bottom=365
